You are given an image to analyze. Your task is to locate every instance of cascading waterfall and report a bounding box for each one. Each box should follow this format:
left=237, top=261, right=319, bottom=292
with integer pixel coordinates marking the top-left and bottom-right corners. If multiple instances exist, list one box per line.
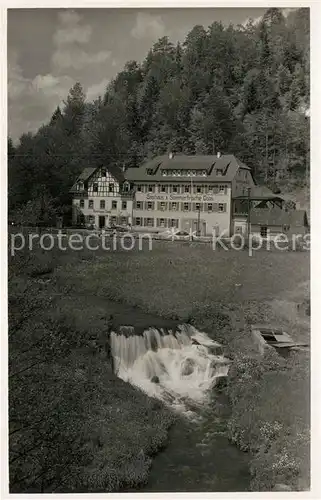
left=110, top=324, right=230, bottom=414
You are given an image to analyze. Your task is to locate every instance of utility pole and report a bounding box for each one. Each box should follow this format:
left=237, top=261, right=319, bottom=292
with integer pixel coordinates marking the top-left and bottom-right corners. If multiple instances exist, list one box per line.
left=197, top=204, right=201, bottom=236
left=247, top=187, right=251, bottom=240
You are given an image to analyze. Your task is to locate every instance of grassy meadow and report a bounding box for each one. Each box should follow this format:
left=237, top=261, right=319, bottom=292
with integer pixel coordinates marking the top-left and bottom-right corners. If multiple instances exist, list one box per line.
left=8, top=236, right=310, bottom=491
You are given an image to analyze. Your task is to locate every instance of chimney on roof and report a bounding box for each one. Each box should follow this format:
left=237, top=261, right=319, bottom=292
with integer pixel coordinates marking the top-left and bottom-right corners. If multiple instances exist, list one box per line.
left=168, top=152, right=174, bottom=159
left=217, top=152, right=221, bottom=158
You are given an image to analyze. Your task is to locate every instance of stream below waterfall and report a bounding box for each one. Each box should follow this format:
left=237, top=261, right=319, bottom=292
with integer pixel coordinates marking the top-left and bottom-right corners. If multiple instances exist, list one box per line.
left=111, top=323, right=251, bottom=491
left=141, top=403, right=251, bottom=492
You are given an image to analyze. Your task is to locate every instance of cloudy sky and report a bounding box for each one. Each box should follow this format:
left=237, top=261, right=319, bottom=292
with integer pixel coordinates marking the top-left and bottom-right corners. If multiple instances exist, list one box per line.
left=8, top=8, right=267, bottom=141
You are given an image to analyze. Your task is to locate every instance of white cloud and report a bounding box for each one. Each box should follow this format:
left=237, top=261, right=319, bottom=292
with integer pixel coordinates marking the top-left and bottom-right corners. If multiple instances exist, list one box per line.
left=52, top=48, right=110, bottom=71
left=8, top=50, right=76, bottom=139
left=243, top=8, right=298, bottom=27
left=86, top=78, right=109, bottom=101
left=8, top=10, right=113, bottom=139
left=54, top=24, right=92, bottom=45
left=282, top=8, right=297, bottom=18
left=54, top=10, right=92, bottom=45
left=32, top=73, right=60, bottom=91
left=52, top=9, right=110, bottom=71
left=131, top=12, right=166, bottom=40
left=8, top=50, right=31, bottom=99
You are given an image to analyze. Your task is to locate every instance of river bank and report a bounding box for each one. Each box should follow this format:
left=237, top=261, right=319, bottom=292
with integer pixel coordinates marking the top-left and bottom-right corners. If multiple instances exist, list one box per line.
left=9, top=243, right=309, bottom=492
left=139, top=391, right=251, bottom=492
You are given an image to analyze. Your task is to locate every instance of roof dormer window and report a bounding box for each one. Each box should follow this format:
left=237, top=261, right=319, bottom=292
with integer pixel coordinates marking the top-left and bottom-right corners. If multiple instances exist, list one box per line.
left=77, top=181, right=84, bottom=191
left=216, top=169, right=223, bottom=176
left=162, top=170, right=167, bottom=177
left=192, top=170, right=196, bottom=176
left=146, top=168, right=153, bottom=175
left=202, top=170, right=207, bottom=177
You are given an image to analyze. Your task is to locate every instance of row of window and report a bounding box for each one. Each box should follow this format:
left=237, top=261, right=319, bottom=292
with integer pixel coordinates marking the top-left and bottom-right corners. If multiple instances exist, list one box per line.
left=158, top=169, right=224, bottom=177
left=91, top=182, right=116, bottom=193
left=135, top=218, right=179, bottom=228
left=136, top=184, right=227, bottom=194
left=85, top=215, right=128, bottom=225
left=81, top=199, right=128, bottom=210
left=134, top=201, right=227, bottom=213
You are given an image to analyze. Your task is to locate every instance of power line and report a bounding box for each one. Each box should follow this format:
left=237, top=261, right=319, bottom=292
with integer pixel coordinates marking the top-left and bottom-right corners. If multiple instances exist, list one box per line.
left=10, top=154, right=144, bottom=158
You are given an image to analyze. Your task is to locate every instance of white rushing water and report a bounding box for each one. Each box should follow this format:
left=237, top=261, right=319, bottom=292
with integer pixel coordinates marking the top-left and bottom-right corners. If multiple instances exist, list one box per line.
left=110, top=324, right=230, bottom=414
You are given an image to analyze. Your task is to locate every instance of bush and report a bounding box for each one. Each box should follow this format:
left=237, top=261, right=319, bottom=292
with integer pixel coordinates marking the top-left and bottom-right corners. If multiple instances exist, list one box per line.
left=9, top=257, right=175, bottom=493
left=224, top=349, right=310, bottom=491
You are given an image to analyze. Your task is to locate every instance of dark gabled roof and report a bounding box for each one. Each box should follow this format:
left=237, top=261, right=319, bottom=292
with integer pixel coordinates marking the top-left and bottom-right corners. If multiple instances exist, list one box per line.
left=70, top=167, right=97, bottom=193
left=70, top=165, right=125, bottom=193
left=251, top=208, right=309, bottom=227
left=234, top=185, right=286, bottom=201
left=125, top=154, right=251, bottom=183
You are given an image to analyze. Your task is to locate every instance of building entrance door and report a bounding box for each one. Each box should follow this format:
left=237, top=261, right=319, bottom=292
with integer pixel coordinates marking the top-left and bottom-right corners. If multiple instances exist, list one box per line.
left=99, top=215, right=105, bottom=229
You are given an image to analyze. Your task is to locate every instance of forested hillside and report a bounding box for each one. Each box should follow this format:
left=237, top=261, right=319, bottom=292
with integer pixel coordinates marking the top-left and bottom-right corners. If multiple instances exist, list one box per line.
left=8, top=8, right=309, bottom=223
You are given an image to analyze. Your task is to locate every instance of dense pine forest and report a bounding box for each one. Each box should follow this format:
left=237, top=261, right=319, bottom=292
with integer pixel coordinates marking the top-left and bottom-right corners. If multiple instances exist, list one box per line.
left=8, top=8, right=309, bottom=224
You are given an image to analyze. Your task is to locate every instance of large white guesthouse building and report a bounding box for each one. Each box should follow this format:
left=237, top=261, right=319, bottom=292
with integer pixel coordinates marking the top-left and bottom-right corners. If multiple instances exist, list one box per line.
left=70, top=153, right=292, bottom=237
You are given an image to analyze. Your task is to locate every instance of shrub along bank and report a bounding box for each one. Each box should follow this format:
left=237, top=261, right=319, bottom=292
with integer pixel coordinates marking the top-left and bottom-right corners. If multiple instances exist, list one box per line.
left=8, top=251, right=174, bottom=493
left=184, top=301, right=310, bottom=492
left=226, top=348, right=309, bottom=491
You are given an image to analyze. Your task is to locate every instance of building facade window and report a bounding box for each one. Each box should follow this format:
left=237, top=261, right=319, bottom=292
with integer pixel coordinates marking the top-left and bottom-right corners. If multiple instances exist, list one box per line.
left=196, top=186, right=202, bottom=193
left=122, top=201, right=127, bottom=210
left=111, top=216, right=117, bottom=225
left=148, top=184, right=155, bottom=193
left=146, top=218, right=154, bottom=227
left=135, top=217, right=142, bottom=226
left=169, top=219, right=178, bottom=228
left=159, top=202, right=167, bottom=211
left=112, top=200, right=117, bottom=209
left=159, top=218, right=166, bottom=227
left=121, top=217, right=128, bottom=225
left=100, top=200, right=105, bottom=209
left=172, top=185, right=179, bottom=193
left=170, top=202, right=178, bottom=211
left=219, top=184, right=227, bottom=194
left=183, top=203, right=190, bottom=211
left=160, top=185, right=167, bottom=193
left=184, top=185, right=191, bottom=193
left=135, top=201, right=143, bottom=210
left=136, top=185, right=142, bottom=192
left=88, top=200, right=94, bottom=209
left=93, top=183, right=98, bottom=193
left=218, top=203, right=226, bottom=212
left=80, top=199, right=84, bottom=208
left=147, top=202, right=154, bottom=210
left=207, top=203, right=213, bottom=212
left=87, top=215, right=95, bottom=224
left=109, top=183, right=114, bottom=192
left=260, top=226, right=268, bottom=237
